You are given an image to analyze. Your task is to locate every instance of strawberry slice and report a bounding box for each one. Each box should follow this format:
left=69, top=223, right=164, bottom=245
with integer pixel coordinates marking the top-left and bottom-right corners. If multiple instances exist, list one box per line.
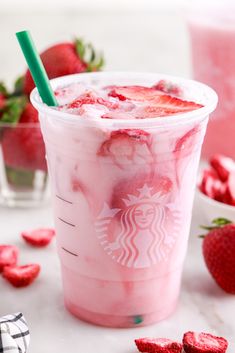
left=98, top=129, right=151, bottom=166
left=3, top=264, right=40, bottom=287
left=107, top=85, right=163, bottom=101
left=21, top=228, right=55, bottom=247
left=135, top=337, right=183, bottom=353
left=199, top=169, right=221, bottom=199
left=137, top=95, right=203, bottom=118
left=65, top=92, right=119, bottom=110
left=183, top=331, right=228, bottom=353
left=0, top=245, right=19, bottom=272
left=226, top=170, right=235, bottom=206
left=210, top=154, right=235, bottom=182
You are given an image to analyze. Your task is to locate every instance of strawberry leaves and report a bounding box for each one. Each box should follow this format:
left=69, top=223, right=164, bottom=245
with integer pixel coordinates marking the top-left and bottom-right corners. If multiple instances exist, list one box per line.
left=0, top=82, right=8, bottom=97
left=13, top=76, right=24, bottom=96
left=200, top=218, right=232, bottom=235
left=75, top=38, right=104, bottom=72
left=1, top=96, right=27, bottom=124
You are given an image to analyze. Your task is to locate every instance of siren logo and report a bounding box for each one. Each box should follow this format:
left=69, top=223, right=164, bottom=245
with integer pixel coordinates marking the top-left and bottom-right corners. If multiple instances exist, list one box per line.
left=95, top=184, right=181, bottom=268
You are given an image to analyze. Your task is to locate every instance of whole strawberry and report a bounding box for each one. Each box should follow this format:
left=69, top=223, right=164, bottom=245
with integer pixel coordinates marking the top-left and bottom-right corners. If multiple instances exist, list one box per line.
left=23, top=38, right=104, bottom=95
left=201, top=218, right=235, bottom=294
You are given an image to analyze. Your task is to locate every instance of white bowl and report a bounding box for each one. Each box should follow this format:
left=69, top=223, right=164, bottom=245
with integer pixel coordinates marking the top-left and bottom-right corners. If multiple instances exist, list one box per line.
left=197, top=187, right=235, bottom=223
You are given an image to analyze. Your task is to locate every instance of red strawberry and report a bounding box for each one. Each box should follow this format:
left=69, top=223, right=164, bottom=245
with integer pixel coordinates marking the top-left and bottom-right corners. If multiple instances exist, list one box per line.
left=98, top=129, right=151, bottom=166
left=152, top=80, right=182, bottom=96
left=0, top=245, right=19, bottom=272
left=0, top=82, right=8, bottom=111
left=1, top=102, right=47, bottom=171
left=210, top=154, right=235, bottom=182
left=3, top=264, right=40, bottom=287
left=201, top=218, right=235, bottom=294
left=135, top=337, right=183, bottom=353
left=0, top=93, right=6, bottom=110
left=225, top=170, right=235, bottom=206
left=183, top=331, right=228, bottom=353
left=21, top=228, right=55, bottom=247
left=23, top=39, right=104, bottom=95
left=199, top=169, right=221, bottom=199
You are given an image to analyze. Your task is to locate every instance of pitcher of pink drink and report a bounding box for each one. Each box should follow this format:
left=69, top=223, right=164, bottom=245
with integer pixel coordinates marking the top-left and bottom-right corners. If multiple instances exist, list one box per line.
left=188, top=4, right=235, bottom=159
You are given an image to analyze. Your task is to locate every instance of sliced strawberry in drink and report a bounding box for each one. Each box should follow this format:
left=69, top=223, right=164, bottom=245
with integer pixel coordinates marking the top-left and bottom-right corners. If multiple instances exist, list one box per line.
left=21, top=228, right=55, bottom=247
left=153, top=79, right=182, bottom=96
left=3, top=264, right=40, bottom=287
left=136, top=95, right=203, bottom=118
left=135, top=337, right=183, bottom=353
left=210, top=154, right=235, bottom=182
left=0, top=245, right=19, bottom=272
left=98, top=129, right=151, bottom=167
left=107, top=85, right=163, bottom=102
left=226, top=170, right=235, bottom=206
left=66, top=92, right=119, bottom=110
left=183, top=331, right=228, bottom=353
left=111, top=174, right=172, bottom=209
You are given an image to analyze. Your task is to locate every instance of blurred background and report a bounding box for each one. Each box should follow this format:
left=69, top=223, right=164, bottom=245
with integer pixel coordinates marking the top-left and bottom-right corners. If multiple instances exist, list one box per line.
left=0, top=0, right=208, bottom=87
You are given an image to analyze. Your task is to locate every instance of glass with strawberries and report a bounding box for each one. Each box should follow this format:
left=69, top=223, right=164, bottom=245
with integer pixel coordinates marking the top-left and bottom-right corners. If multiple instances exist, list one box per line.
left=31, top=72, right=217, bottom=327
left=0, top=82, right=49, bottom=207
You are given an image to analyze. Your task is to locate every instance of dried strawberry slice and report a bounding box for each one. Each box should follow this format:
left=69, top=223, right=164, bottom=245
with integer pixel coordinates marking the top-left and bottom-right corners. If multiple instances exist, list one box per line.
left=135, top=337, right=183, bottom=353
left=21, top=228, right=55, bottom=247
left=3, top=264, right=40, bottom=287
left=226, top=170, right=235, bottom=206
left=0, top=245, right=19, bottom=272
left=183, top=331, right=228, bottom=353
left=210, top=154, right=235, bottom=182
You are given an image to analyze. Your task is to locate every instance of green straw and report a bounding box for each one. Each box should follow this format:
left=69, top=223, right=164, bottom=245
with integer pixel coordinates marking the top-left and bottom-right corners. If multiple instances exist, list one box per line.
left=16, top=30, right=58, bottom=106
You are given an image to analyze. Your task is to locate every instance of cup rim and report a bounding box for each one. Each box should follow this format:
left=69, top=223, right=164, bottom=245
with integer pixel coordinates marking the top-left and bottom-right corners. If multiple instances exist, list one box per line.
left=30, top=71, right=218, bottom=129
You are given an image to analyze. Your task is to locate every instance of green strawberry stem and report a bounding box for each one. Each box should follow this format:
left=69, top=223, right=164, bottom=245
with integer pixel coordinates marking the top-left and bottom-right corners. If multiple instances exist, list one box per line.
left=13, top=76, right=24, bottom=96
left=199, top=217, right=232, bottom=236
left=0, top=82, right=8, bottom=97
left=0, top=96, right=27, bottom=124
left=75, top=38, right=104, bottom=72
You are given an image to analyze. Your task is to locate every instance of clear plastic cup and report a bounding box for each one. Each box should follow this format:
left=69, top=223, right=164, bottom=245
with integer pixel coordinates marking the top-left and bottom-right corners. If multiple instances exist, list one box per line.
left=187, top=4, right=235, bottom=160
left=0, top=122, right=49, bottom=207
left=31, top=72, right=217, bottom=327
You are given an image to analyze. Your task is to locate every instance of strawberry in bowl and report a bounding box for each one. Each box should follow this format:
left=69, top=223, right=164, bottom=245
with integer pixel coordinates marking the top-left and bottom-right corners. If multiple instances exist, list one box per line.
left=198, top=154, right=235, bottom=222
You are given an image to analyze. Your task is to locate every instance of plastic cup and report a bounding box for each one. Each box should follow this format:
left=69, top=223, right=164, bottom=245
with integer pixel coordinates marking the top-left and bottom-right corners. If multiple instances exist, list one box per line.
left=187, top=5, right=235, bottom=160
left=31, top=72, right=217, bottom=327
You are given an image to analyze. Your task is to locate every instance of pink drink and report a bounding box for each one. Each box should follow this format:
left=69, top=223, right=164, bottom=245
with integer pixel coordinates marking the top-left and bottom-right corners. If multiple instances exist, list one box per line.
left=31, top=72, right=217, bottom=327
left=188, top=9, right=235, bottom=159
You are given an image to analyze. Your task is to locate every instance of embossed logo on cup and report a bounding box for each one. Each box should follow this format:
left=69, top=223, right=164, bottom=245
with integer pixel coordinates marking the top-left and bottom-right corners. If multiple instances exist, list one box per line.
left=95, top=184, right=181, bottom=268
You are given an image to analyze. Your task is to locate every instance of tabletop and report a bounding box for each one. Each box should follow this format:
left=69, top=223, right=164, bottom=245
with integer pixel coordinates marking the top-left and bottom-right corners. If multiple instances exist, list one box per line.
left=0, top=7, right=235, bottom=353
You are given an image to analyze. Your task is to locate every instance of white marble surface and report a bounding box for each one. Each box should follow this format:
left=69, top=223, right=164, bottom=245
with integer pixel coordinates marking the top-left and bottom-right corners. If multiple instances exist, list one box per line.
left=0, top=8, right=235, bottom=353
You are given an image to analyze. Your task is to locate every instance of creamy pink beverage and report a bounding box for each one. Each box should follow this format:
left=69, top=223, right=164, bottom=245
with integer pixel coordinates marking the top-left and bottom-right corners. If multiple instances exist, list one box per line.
left=188, top=9, right=235, bottom=159
left=31, top=72, right=217, bottom=327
